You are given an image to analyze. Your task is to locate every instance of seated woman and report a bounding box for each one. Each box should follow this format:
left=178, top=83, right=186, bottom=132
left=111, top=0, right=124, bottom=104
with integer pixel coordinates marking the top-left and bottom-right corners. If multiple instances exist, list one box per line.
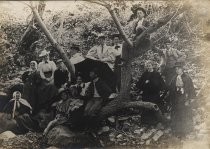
left=169, top=62, right=196, bottom=138
left=2, top=91, right=39, bottom=134
left=43, top=88, right=84, bottom=135
left=136, top=61, right=166, bottom=125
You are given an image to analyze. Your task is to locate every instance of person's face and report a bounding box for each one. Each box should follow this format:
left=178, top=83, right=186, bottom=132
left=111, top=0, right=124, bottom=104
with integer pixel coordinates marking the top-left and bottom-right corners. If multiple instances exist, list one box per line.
left=30, top=62, right=36, bottom=70
left=136, top=10, right=145, bottom=19
left=98, top=38, right=105, bottom=45
left=145, top=63, right=153, bottom=72
left=76, top=76, right=83, bottom=85
left=57, top=62, right=63, bottom=69
left=43, top=54, right=49, bottom=61
left=113, top=37, right=120, bottom=45
left=60, top=92, right=68, bottom=100
left=89, top=71, right=97, bottom=80
left=15, top=92, right=21, bottom=100
left=176, top=67, right=183, bottom=75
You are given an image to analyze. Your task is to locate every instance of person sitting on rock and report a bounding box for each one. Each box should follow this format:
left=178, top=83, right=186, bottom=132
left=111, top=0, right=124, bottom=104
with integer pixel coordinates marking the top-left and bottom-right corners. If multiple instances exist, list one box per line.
left=136, top=60, right=167, bottom=125
left=84, top=68, right=112, bottom=117
left=3, top=91, right=32, bottom=119
left=71, top=74, right=91, bottom=101
left=44, top=88, right=83, bottom=136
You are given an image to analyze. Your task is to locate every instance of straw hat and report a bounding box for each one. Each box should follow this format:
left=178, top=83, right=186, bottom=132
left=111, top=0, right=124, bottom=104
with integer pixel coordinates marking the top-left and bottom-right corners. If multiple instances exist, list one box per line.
left=39, top=50, right=50, bottom=57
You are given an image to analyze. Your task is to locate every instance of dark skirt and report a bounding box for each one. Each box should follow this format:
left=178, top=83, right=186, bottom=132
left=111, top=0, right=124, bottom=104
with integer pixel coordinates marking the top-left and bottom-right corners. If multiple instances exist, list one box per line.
left=171, top=93, right=194, bottom=137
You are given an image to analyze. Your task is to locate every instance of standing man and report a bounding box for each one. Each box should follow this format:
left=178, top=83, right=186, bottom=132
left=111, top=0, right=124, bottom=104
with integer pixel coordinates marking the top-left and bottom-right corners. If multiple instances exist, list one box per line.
left=112, top=34, right=123, bottom=92
left=54, top=59, right=70, bottom=89
left=38, top=50, right=57, bottom=84
left=86, top=33, right=116, bottom=71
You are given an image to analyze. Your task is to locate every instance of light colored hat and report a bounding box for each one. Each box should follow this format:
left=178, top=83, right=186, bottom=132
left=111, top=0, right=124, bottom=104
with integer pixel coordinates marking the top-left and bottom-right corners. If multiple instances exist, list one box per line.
left=97, top=33, right=105, bottom=39
left=39, top=50, right=50, bottom=57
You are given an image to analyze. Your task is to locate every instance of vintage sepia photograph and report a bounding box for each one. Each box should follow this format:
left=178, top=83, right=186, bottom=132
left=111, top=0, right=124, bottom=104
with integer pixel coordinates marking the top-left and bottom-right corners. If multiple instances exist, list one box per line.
left=0, top=0, right=210, bottom=148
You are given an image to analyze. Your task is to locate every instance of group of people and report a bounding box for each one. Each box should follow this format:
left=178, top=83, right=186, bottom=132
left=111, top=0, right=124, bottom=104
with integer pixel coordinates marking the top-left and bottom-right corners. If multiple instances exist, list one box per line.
left=0, top=5, right=196, bottom=139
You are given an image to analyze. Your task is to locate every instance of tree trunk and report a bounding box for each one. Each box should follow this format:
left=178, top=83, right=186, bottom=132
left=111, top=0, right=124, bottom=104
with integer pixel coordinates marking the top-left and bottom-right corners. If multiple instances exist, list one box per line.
left=30, top=5, right=76, bottom=79
left=18, top=1, right=46, bottom=56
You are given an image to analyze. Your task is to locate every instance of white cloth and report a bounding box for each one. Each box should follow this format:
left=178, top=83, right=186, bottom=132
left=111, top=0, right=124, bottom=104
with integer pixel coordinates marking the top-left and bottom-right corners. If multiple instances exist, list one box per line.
left=93, top=78, right=100, bottom=98
left=86, top=44, right=116, bottom=70
left=11, top=98, right=32, bottom=111
left=176, top=75, right=184, bottom=87
left=112, top=44, right=122, bottom=57
left=38, top=60, right=56, bottom=82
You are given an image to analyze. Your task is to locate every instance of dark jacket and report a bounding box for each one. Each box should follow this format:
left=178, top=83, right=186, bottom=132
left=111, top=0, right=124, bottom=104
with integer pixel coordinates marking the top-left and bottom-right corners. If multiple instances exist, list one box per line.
left=136, top=70, right=166, bottom=101
left=3, top=100, right=31, bottom=116
left=86, top=78, right=112, bottom=100
left=170, top=73, right=196, bottom=100
left=54, top=69, right=69, bottom=88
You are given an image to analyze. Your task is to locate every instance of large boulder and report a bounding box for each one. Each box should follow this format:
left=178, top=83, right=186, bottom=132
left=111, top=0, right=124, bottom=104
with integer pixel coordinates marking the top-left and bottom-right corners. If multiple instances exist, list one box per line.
left=0, top=113, right=17, bottom=134
left=46, top=125, right=96, bottom=147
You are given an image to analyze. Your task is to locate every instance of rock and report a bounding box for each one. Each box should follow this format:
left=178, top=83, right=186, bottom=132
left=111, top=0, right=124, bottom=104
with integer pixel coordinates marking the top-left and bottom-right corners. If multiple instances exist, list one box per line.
left=141, top=129, right=157, bottom=140
left=134, top=127, right=146, bottom=135
left=0, top=113, right=17, bottom=134
left=46, top=125, right=90, bottom=147
left=98, top=126, right=110, bottom=135
left=0, top=131, right=16, bottom=141
left=152, top=130, right=164, bottom=142
left=156, top=123, right=164, bottom=130
left=108, top=116, right=115, bottom=123
left=145, top=139, right=151, bottom=145
left=116, top=134, right=123, bottom=139
left=46, top=146, right=58, bottom=149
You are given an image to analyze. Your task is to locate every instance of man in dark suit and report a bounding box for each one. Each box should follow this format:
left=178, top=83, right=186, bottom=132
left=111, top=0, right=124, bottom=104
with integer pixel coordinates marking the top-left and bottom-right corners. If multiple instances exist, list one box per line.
left=84, top=68, right=112, bottom=116
left=54, top=59, right=70, bottom=89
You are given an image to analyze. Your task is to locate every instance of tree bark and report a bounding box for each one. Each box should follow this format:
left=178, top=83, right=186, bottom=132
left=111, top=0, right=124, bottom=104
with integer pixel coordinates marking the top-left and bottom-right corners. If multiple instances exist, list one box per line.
left=30, top=5, right=76, bottom=79
left=18, top=1, right=46, bottom=52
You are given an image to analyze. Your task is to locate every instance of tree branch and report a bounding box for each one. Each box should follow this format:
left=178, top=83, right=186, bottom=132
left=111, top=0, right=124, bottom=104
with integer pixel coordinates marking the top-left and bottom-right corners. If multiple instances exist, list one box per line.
left=106, top=7, right=133, bottom=48
left=135, top=5, right=188, bottom=48
left=29, top=4, right=76, bottom=79
left=85, top=0, right=133, bottom=48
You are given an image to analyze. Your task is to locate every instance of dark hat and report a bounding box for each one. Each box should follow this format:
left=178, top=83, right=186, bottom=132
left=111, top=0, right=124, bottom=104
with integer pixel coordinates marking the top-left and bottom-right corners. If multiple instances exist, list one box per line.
left=131, top=5, right=147, bottom=17
left=111, top=33, right=121, bottom=39
left=174, top=62, right=184, bottom=68
left=90, top=67, right=99, bottom=75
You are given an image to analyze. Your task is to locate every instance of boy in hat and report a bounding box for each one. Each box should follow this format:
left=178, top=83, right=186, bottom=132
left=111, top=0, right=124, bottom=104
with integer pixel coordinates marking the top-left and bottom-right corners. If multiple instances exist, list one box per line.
left=169, top=62, right=196, bottom=138
left=38, top=50, right=57, bottom=84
